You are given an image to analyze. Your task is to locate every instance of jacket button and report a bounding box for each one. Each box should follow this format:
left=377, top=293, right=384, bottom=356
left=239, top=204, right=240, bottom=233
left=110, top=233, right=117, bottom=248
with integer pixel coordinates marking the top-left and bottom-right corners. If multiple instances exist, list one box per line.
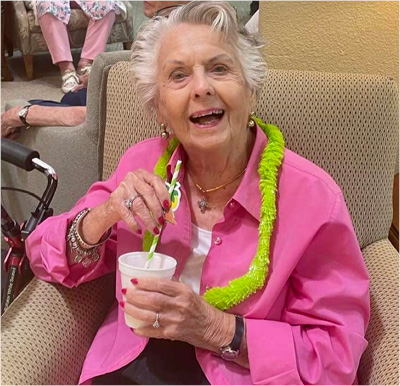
left=214, top=237, right=222, bottom=245
left=229, top=201, right=236, bottom=210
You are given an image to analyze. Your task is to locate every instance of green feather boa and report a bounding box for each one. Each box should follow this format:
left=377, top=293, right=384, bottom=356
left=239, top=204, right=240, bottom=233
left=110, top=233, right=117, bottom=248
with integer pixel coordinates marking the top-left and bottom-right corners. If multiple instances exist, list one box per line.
left=143, top=117, right=284, bottom=310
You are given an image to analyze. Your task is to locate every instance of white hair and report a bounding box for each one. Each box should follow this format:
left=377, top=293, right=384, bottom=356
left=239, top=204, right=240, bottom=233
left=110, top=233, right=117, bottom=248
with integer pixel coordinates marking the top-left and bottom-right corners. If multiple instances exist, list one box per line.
left=131, top=1, right=267, bottom=113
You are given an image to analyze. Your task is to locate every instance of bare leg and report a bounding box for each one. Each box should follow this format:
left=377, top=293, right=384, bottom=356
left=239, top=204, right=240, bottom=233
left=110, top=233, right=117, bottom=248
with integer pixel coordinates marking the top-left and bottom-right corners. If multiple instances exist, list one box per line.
left=77, top=58, right=93, bottom=72
left=58, top=61, right=76, bottom=74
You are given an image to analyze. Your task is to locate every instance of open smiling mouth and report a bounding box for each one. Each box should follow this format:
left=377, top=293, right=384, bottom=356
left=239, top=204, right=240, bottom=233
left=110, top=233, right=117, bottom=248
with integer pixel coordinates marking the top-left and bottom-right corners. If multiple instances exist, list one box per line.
left=189, top=109, right=225, bottom=127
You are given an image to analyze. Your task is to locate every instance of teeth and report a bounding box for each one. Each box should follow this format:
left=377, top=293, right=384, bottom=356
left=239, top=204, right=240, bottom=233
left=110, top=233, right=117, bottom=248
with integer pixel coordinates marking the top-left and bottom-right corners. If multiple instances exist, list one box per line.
left=192, top=109, right=223, bottom=119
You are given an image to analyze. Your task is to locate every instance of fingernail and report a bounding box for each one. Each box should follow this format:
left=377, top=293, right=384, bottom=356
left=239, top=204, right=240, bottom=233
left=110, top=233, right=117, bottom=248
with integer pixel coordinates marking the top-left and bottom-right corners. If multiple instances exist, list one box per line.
left=163, top=200, right=170, bottom=210
left=119, top=300, right=125, bottom=308
left=158, top=216, right=165, bottom=225
left=153, top=226, right=160, bottom=235
left=121, top=288, right=127, bottom=295
left=131, top=278, right=138, bottom=285
left=137, top=228, right=142, bottom=235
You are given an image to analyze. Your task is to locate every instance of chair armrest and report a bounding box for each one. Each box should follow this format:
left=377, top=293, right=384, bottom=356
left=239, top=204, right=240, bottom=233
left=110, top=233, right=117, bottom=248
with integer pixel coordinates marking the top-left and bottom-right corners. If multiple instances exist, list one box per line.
left=1, top=274, right=115, bottom=385
left=1, top=121, right=99, bottom=224
left=358, top=238, right=399, bottom=385
left=85, top=51, right=131, bottom=177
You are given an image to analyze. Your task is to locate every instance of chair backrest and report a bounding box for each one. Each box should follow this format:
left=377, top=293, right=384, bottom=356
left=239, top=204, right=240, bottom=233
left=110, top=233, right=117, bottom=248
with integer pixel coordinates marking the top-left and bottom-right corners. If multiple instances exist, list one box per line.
left=103, top=60, right=398, bottom=248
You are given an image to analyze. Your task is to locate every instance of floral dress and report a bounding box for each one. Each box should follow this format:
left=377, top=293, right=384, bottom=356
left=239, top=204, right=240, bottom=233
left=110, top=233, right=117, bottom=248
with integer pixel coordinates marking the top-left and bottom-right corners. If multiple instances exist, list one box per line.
left=36, top=1, right=126, bottom=24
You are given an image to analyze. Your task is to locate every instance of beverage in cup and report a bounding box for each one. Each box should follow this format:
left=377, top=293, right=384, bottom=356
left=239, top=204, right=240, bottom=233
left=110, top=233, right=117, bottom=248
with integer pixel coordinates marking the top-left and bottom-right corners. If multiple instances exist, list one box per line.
left=118, top=251, right=177, bottom=328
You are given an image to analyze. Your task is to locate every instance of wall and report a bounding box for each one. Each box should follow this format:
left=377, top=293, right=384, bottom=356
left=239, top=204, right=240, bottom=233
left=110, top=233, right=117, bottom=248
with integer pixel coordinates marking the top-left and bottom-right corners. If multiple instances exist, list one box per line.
left=259, top=1, right=399, bottom=83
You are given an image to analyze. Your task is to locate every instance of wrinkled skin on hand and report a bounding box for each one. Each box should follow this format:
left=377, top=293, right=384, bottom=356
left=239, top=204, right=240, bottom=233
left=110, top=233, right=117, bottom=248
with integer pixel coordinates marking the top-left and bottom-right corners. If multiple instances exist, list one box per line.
left=121, top=277, right=235, bottom=352
left=71, top=73, right=89, bottom=93
left=1, top=106, right=24, bottom=139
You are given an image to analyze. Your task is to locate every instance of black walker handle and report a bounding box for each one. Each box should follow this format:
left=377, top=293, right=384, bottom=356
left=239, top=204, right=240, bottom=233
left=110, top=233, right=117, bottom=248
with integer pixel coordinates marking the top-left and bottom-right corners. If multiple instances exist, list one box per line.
left=1, top=138, right=40, bottom=171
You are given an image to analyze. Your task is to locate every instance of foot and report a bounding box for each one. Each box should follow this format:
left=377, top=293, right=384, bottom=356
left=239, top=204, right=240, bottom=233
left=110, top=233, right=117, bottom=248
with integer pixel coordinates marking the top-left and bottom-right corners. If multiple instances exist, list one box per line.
left=61, top=70, right=79, bottom=94
left=77, top=64, right=92, bottom=76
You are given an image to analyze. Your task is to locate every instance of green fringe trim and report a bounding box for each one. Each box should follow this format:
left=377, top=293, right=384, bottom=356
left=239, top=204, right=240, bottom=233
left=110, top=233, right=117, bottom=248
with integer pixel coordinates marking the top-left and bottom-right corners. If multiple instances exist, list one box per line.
left=142, top=137, right=180, bottom=251
left=203, top=118, right=284, bottom=310
left=142, top=119, right=285, bottom=311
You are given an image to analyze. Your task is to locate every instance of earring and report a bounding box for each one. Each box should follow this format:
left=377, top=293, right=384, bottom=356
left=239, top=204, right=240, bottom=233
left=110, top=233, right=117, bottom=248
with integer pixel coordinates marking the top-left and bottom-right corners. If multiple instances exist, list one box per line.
left=247, top=111, right=255, bottom=128
left=160, top=123, right=169, bottom=140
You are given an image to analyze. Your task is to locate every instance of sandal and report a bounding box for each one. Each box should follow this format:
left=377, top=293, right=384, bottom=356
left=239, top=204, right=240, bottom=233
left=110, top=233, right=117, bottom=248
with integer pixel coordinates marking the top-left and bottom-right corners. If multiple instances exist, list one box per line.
left=61, top=70, right=79, bottom=94
left=77, top=65, right=92, bottom=76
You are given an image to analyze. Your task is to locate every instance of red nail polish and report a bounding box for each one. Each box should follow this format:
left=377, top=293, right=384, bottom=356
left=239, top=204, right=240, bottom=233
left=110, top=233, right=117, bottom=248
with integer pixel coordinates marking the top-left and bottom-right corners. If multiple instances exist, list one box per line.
left=158, top=216, right=165, bottom=225
left=121, top=288, right=127, bottom=295
left=119, top=300, right=125, bottom=308
left=137, top=228, right=142, bottom=235
left=163, top=200, right=170, bottom=210
left=131, top=278, right=138, bottom=285
left=153, top=226, right=160, bottom=235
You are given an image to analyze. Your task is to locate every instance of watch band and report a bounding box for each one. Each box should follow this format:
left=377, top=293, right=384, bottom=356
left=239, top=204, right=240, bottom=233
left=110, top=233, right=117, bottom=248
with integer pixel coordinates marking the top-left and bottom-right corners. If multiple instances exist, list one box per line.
left=229, top=315, right=244, bottom=351
left=220, top=315, right=244, bottom=360
left=18, top=105, right=32, bottom=128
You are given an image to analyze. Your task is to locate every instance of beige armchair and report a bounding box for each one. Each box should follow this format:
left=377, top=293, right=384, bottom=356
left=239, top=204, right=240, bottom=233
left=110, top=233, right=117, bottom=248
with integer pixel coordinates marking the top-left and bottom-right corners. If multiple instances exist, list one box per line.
left=1, top=51, right=130, bottom=228
left=10, top=1, right=134, bottom=79
left=1, top=52, right=398, bottom=385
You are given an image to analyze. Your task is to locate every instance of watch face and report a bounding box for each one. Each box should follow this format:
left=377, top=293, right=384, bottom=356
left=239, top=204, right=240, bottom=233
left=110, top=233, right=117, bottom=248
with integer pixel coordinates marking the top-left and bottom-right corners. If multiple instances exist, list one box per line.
left=18, top=108, right=27, bottom=118
left=220, top=348, right=239, bottom=361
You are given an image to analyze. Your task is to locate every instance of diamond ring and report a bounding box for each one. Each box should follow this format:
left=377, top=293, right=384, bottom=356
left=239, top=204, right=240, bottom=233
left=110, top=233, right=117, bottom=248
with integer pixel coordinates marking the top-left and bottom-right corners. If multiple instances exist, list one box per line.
left=124, top=195, right=141, bottom=210
left=152, top=312, right=161, bottom=328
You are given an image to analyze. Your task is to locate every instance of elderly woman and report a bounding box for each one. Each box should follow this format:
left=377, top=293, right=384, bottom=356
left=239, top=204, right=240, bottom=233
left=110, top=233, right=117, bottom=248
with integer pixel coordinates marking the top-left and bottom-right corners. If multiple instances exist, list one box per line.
left=26, top=2, right=369, bottom=385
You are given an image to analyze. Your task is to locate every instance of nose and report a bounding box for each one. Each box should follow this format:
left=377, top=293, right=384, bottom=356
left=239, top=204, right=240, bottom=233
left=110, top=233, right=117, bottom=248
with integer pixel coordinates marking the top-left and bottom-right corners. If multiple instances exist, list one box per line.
left=190, top=69, right=214, bottom=99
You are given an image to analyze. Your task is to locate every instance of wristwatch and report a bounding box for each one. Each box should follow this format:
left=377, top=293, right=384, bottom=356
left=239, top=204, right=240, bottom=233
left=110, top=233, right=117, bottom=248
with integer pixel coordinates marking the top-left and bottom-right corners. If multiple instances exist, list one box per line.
left=18, top=105, right=32, bottom=129
left=220, top=315, right=244, bottom=361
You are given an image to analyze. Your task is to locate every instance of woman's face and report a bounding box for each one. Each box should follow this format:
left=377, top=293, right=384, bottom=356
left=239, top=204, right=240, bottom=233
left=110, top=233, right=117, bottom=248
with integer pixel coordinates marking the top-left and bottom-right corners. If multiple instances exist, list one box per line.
left=156, top=23, right=254, bottom=155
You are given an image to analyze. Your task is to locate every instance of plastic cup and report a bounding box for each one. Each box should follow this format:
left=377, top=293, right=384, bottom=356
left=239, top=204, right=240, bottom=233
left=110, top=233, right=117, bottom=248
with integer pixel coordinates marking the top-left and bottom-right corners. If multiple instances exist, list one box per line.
left=118, top=251, right=177, bottom=328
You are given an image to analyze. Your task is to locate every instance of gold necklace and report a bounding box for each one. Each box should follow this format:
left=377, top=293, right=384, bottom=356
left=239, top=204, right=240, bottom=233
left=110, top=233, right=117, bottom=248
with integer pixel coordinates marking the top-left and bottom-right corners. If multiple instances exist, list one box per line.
left=190, top=167, right=247, bottom=213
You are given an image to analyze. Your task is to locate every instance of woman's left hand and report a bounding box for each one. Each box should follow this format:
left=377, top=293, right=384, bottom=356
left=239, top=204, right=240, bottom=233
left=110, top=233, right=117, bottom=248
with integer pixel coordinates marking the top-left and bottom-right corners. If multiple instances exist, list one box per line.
left=1, top=106, right=24, bottom=139
left=122, top=277, right=235, bottom=352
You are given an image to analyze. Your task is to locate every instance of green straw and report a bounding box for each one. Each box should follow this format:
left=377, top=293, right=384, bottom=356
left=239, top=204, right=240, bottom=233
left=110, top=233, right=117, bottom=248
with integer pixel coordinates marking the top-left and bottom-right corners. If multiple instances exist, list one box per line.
left=145, top=160, right=182, bottom=267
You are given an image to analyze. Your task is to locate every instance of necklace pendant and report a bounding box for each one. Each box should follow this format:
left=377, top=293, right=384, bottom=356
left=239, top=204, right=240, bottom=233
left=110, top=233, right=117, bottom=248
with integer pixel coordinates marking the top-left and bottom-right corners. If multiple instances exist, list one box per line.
left=197, top=196, right=209, bottom=214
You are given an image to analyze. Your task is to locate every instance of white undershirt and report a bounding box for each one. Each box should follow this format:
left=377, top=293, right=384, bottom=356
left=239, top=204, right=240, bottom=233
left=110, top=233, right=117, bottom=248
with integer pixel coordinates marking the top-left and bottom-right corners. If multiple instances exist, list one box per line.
left=179, top=223, right=212, bottom=294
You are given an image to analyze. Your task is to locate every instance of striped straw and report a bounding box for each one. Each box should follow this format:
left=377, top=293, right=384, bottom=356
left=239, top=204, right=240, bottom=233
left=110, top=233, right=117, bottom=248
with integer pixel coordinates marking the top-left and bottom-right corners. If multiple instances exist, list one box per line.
left=145, top=160, right=182, bottom=267
left=168, top=160, right=182, bottom=195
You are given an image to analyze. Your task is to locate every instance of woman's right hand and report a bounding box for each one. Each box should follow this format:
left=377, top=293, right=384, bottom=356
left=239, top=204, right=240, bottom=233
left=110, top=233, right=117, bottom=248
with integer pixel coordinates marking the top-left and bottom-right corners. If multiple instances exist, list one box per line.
left=80, top=170, right=171, bottom=245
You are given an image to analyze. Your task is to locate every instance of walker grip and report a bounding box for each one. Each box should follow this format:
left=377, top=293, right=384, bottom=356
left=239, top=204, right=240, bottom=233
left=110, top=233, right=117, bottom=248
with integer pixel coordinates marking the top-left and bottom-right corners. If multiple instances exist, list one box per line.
left=1, top=138, right=40, bottom=171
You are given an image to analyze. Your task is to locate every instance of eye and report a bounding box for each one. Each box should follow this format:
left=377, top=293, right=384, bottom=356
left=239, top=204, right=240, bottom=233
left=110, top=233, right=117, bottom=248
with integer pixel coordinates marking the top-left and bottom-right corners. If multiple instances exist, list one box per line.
left=212, top=65, right=228, bottom=74
left=170, top=71, right=187, bottom=82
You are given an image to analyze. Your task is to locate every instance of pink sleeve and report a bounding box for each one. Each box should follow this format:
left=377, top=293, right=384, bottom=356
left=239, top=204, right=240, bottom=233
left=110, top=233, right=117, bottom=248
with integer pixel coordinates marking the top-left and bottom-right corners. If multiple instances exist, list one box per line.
left=246, top=192, right=370, bottom=385
left=25, top=171, right=118, bottom=288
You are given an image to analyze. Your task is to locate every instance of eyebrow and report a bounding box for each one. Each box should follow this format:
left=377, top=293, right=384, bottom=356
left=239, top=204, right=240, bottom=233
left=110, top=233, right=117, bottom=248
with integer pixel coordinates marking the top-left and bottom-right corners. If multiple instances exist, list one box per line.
left=208, top=54, right=235, bottom=65
left=162, top=54, right=235, bottom=70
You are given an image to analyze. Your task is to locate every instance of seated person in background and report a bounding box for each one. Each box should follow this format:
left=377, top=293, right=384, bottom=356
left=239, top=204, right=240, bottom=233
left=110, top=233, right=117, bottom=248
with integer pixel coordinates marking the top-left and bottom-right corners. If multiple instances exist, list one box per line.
left=143, top=1, right=190, bottom=17
left=36, top=0, right=126, bottom=93
left=26, top=2, right=370, bottom=384
left=1, top=1, right=189, bottom=140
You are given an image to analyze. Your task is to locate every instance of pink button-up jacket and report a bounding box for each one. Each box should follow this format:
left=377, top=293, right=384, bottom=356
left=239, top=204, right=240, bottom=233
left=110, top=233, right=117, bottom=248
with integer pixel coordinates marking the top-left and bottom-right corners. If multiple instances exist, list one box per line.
left=26, top=125, right=370, bottom=385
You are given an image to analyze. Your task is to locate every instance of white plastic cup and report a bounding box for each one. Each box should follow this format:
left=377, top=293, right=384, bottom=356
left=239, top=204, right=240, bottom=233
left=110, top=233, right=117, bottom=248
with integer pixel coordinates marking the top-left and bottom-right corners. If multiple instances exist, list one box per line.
left=118, top=251, right=177, bottom=328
